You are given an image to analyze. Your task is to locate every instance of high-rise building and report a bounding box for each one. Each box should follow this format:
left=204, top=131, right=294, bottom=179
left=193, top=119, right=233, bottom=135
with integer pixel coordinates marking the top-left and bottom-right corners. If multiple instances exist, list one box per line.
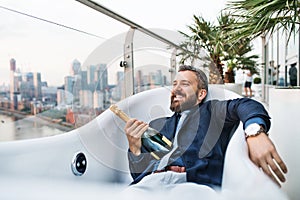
left=80, top=71, right=88, bottom=90
left=136, top=70, right=143, bottom=93
left=93, top=90, right=104, bottom=109
left=57, top=86, right=73, bottom=106
left=70, top=59, right=81, bottom=76
left=9, top=58, right=19, bottom=109
left=86, top=64, right=108, bottom=91
left=111, top=71, right=124, bottom=101
left=95, top=63, right=108, bottom=91
left=9, top=59, right=16, bottom=99
left=64, top=76, right=75, bottom=94
left=87, top=65, right=96, bottom=90
left=33, top=72, right=42, bottom=100
left=10, top=58, right=16, bottom=72
left=72, top=74, right=81, bottom=102
left=79, top=90, right=93, bottom=108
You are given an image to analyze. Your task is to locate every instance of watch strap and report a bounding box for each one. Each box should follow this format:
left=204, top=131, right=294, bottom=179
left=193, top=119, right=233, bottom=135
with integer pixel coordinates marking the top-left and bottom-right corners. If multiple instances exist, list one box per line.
left=245, top=125, right=268, bottom=138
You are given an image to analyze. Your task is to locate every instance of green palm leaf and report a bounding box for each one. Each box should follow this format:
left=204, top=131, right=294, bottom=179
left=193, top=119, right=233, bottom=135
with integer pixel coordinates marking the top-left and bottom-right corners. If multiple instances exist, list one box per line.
left=226, top=0, right=300, bottom=42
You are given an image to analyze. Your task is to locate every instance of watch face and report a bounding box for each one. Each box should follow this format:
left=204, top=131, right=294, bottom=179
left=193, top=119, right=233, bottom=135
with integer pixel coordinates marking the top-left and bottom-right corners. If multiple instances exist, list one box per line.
left=245, top=123, right=261, bottom=136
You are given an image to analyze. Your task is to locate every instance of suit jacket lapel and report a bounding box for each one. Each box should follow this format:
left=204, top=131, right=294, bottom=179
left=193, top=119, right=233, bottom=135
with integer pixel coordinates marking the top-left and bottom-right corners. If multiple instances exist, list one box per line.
left=164, top=114, right=177, bottom=141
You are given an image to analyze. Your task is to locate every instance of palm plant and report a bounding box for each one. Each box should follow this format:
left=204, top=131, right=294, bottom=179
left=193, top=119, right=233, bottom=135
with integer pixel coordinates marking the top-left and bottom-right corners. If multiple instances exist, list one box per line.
left=177, top=33, right=209, bottom=66
left=226, top=0, right=300, bottom=42
left=178, top=13, right=258, bottom=83
left=178, top=15, right=225, bottom=84
left=224, top=35, right=259, bottom=82
left=218, top=13, right=260, bottom=83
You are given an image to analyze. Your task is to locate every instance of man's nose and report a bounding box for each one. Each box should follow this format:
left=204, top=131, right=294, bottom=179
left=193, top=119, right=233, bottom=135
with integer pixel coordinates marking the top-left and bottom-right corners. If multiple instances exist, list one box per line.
left=172, top=83, right=181, bottom=92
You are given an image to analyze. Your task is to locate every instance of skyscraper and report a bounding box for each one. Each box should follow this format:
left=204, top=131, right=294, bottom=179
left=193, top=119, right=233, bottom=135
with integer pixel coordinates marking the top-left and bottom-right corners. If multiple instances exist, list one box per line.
left=70, top=59, right=81, bottom=76
left=9, top=58, right=19, bottom=109
left=64, top=76, right=75, bottom=93
left=87, top=65, right=96, bottom=90
left=33, top=72, right=42, bottom=100
left=9, top=59, right=16, bottom=97
left=10, top=58, right=16, bottom=72
left=20, top=72, right=34, bottom=100
left=95, top=63, right=108, bottom=91
left=80, top=71, right=88, bottom=90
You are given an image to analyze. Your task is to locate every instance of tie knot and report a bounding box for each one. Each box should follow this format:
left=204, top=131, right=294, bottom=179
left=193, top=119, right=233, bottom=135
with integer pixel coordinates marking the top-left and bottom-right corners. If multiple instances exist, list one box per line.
left=175, top=113, right=181, bottom=122
left=174, top=113, right=182, bottom=132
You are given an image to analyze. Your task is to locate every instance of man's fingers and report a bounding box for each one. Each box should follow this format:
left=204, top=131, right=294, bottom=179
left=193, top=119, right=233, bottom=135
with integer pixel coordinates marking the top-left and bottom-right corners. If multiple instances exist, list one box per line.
left=136, top=123, right=149, bottom=138
left=267, top=157, right=286, bottom=183
left=125, top=119, right=138, bottom=135
left=260, top=162, right=281, bottom=187
left=272, top=152, right=288, bottom=174
left=125, top=118, right=137, bottom=130
left=126, top=120, right=148, bottom=138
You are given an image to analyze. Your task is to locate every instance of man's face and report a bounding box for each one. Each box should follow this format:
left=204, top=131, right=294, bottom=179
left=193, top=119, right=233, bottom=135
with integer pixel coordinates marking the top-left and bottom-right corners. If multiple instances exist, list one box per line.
left=170, top=70, right=204, bottom=112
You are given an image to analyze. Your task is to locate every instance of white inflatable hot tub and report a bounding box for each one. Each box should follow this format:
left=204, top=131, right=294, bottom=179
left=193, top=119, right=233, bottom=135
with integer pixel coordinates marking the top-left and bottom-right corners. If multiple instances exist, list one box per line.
left=0, top=86, right=288, bottom=200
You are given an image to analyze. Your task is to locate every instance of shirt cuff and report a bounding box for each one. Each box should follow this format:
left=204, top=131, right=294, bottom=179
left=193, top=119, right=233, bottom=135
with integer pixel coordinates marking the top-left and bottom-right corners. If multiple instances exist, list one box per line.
left=244, top=117, right=267, bottom=130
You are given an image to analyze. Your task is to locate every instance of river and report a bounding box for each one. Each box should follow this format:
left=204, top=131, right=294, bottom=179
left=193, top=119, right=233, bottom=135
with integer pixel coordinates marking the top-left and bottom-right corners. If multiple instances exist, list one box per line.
left=0, top=114, right=68, bottom=142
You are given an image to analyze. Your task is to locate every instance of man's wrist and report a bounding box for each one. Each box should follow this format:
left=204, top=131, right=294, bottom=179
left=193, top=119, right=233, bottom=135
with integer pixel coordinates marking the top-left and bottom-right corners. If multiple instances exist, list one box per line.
left=245, top=123, right=268, bottom=139
left=129, top=147, right=141, bottom=156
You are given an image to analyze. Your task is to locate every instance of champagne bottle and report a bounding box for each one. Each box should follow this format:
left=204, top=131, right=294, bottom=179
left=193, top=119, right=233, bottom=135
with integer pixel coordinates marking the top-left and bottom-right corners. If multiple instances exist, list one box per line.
left=109, top=104, right=172, bottom=160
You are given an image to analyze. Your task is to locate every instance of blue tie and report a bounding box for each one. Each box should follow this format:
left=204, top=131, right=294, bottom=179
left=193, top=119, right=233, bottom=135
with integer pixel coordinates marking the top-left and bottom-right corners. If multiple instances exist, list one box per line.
left=157, top=111, right=189, bottom=170
left=174, top=113, right=181, bottom=133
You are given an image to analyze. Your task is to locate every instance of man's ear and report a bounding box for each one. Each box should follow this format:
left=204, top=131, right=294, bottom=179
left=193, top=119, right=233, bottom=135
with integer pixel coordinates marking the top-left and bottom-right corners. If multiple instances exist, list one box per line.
left=198, top=89, right=207, bottom=101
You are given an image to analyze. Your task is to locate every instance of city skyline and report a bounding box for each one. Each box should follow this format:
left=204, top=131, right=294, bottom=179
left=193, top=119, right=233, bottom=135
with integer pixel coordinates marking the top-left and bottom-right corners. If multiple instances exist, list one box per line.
left=0, top=54, right=171, bottom=131
left=0, top=56, right=171, bottom=136
left=0, top=0, right=228, bottom=86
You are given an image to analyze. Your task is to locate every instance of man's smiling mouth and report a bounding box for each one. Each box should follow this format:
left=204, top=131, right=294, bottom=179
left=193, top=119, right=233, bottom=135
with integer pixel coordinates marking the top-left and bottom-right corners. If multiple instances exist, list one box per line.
left=174, top=95, right=184, bottom=101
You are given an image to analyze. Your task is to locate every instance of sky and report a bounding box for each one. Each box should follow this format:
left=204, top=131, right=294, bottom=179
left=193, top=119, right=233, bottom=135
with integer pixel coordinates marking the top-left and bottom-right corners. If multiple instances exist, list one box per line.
left=0, top=0, right=229, bottom=87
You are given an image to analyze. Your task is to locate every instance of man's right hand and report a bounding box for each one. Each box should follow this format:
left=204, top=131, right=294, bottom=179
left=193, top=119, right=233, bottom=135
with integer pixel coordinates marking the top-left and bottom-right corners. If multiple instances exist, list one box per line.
left=124, top=118, right=149, bottom=156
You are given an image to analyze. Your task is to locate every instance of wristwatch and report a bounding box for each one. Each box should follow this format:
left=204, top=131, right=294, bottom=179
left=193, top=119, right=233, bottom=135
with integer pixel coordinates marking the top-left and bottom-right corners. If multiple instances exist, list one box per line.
left=244, top=123, right=267, bottom=138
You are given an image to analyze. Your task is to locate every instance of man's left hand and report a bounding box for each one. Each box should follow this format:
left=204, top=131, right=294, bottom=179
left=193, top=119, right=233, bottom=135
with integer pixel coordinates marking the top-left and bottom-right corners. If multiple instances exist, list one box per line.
left=246, top=133, right=288, bottom=187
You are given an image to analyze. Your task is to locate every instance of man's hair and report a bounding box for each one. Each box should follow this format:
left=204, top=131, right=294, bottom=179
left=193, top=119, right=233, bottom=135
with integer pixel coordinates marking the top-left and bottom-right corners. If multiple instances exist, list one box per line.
left=178, top=65, right=208, bottom=91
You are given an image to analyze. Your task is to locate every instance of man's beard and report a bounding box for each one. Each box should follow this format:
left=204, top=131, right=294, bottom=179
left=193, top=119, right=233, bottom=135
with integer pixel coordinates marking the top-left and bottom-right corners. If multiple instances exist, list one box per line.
left=170, top=91, right=198, bottom=113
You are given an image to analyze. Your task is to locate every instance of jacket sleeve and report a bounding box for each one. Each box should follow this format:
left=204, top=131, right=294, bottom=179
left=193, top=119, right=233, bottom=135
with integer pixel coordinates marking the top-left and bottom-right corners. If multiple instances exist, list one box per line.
left=224, top=98, right=271, bottom=131
left=127, top=116, right=174, bottom=184
left=127, top=146, right=159, bottom=183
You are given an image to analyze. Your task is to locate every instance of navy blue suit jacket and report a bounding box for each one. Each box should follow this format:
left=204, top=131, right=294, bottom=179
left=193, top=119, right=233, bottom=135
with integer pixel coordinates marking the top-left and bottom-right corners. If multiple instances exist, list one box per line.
left=128, top=98, right=270, bottom=188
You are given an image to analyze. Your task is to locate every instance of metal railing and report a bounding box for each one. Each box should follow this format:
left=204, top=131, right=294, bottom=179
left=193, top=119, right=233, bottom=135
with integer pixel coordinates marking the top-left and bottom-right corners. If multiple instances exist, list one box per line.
left=1, top=0, right=199, bottom=141
left=76, top=0, right=193, bottom=97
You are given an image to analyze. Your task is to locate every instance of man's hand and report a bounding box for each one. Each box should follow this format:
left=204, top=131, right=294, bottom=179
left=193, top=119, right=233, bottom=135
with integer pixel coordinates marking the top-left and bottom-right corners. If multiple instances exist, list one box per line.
left=246, top=133, right=288, bottom=187
left=124, top=118, right=148, bottom=156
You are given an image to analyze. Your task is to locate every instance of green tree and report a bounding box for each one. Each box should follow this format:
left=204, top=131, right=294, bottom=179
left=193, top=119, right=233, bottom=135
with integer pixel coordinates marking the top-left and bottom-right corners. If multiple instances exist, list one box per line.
left=219, top=13, right=259, bottom=82
left=178, top=15, right=225, bottom=84
left=226, top=0, right=300, bottom=42
left=178, top=13, right=258, bottom=83
left=224, top=36, right=259, bottom=82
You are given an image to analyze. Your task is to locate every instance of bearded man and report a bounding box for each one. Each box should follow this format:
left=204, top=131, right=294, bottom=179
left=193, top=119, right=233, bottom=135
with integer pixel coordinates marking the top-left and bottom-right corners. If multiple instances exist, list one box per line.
left=124, top=65, right=287, bottom=191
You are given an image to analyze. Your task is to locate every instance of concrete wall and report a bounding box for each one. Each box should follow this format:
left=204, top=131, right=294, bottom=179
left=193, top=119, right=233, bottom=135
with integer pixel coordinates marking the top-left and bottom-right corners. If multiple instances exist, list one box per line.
left=269, top=88, right=300, bottom=200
